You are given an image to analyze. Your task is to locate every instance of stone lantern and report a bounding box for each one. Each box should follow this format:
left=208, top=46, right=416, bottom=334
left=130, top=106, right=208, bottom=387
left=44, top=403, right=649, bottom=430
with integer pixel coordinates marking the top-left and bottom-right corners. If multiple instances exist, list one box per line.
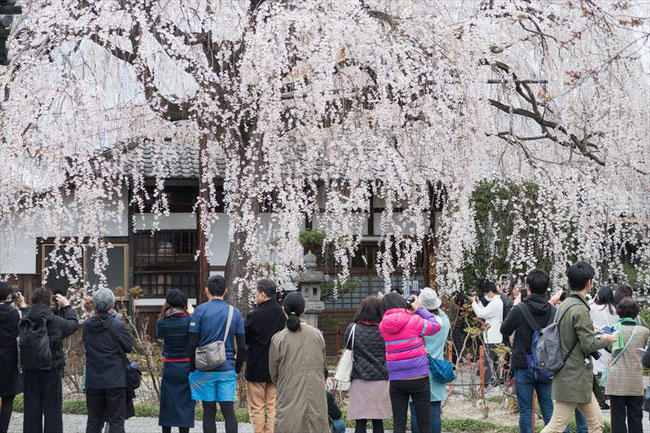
left=295, top=251, right=327, bottom=327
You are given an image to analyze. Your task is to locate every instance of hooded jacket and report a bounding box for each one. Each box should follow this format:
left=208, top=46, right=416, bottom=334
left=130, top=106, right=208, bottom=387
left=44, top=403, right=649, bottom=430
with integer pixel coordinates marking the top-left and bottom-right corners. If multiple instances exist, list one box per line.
left=82, top=312, right=133, bottom=389
left=500, top=294, right=554, bottom=369
left=379, top=307, right=440, bottom=381
left=23, top=303, right=79, bottom=370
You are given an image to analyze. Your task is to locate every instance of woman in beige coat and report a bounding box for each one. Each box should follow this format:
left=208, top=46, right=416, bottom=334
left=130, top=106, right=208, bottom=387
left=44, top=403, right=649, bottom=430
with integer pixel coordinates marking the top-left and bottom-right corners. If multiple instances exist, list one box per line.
left=269, top=292, right=329, bottom=433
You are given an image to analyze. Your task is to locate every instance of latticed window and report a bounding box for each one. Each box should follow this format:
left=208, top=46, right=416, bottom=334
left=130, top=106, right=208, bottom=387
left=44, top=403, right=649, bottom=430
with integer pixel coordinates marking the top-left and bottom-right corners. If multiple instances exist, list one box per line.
left=134, top=272, right=197, bottom=298
left=134, top=230, right=198, bottom=298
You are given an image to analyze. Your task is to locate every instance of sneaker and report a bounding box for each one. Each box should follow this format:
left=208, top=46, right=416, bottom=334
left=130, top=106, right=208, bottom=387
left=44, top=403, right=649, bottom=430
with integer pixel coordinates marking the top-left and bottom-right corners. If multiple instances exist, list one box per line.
left=599, top=401, right=610, bottom=410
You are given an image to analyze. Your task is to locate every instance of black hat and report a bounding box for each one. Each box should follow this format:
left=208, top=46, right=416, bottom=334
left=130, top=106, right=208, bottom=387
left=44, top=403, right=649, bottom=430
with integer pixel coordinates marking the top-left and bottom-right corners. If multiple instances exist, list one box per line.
left=165, top=289, right=187, bottom=308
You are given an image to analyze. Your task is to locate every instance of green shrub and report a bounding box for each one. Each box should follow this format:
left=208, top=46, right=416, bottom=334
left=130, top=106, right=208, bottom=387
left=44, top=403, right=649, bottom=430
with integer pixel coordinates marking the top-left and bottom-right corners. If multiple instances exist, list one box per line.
left=298, top=228, right=326, bottom=250
left=62, top=399, right=87, bottom=415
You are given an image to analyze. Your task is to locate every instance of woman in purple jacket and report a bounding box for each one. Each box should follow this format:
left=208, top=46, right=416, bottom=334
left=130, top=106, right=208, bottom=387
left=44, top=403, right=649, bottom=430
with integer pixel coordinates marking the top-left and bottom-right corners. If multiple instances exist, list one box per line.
left=379, top=293, right=440, bottom=433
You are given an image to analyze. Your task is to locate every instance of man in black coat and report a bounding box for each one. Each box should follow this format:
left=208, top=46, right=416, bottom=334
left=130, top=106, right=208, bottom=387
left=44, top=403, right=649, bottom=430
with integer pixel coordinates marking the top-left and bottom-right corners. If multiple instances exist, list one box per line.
left=0, top=282, right=27, bottom=433
left=82, top=288, right=133, bottom=433
left=22, top=287, right=79, bottom=433
left=244, top=279, right=286, bottom=433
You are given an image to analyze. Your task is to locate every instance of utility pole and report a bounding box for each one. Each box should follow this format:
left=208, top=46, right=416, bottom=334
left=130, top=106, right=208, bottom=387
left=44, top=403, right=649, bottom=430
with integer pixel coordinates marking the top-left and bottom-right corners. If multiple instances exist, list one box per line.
left=0, top=0, right=22, bottom=66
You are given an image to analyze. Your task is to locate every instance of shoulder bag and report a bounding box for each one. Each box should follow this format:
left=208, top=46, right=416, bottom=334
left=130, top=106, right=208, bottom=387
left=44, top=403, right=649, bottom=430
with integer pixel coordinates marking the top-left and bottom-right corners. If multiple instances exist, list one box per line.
left=599, top=325, right=638, bottom=388
left=101, top=319, right=142, bottom=392
left=334, top=324, right=356, bottom=382
left=195, top=305, right=234, bottom=371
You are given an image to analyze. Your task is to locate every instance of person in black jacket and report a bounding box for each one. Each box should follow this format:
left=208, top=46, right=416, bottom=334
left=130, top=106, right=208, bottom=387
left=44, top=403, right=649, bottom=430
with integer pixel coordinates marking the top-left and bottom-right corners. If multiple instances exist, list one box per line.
left=344, top=295, right=390, bottom=433
left=501, top=269, right=555, bottom=433
left=501, top=269, right=588, bottom=433
left=0, top=282, right=27, bottom=433
left=22, top=287, right=79, bottom=433
left=244, top=278, right=285, bottom=433
left=82, top=288, right=134, bottom=433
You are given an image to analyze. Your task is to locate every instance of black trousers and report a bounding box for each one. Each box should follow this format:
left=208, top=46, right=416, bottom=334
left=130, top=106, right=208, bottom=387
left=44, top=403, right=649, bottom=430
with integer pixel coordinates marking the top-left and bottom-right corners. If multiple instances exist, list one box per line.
left=202, top=401, right=237, bottom=433
left=23, top=368, right=63, bottom=433
left=0, top=396, right=15, bottom=433
left=610, top=395, right=643, bottom=433
left=354, top=419, right=384, bottom=433
left=389, top=377, right=431, bottom=433
left=86, top=388, right=127, bottom=433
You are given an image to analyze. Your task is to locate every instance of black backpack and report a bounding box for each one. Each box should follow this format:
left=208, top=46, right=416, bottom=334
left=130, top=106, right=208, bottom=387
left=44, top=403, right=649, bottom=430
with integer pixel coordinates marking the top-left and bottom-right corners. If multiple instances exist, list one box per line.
left=19, top=316, right=53, bottom=371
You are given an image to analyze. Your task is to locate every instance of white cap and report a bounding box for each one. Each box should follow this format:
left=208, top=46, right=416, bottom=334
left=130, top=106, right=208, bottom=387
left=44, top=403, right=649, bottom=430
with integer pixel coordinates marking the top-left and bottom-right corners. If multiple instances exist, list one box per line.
left=419, top=287, right=442, bottom=311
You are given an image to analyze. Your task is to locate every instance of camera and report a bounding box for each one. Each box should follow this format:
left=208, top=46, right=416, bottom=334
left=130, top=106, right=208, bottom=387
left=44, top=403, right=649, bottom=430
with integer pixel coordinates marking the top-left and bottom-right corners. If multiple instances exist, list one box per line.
left=10, top=292, right=18, bottom=301
left=405, top=294, right=416, bottom=307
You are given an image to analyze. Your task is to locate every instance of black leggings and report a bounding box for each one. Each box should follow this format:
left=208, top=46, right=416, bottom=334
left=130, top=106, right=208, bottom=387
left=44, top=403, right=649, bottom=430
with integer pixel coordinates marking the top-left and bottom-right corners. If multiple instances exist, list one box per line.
left=0, top=396, right=14, bottom=433
left=202, top=401, right=237, bottom=433
left=354, top=419, right=384, bottom=433
left=162, top=428, right=189, bottom=433
left=389, top=377, right=431, bottom=433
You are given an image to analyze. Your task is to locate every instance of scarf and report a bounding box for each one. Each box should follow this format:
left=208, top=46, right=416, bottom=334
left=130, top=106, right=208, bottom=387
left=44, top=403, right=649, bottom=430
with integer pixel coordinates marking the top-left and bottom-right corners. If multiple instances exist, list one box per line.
left=165, top=307, right=188, bottom=318
left=613, top=317, right=637, bottom=350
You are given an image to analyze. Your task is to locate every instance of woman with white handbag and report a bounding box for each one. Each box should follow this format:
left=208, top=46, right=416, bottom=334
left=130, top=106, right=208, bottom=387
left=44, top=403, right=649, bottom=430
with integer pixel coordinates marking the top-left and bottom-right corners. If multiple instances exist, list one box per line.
left=340, top=296, right=391, bottom=433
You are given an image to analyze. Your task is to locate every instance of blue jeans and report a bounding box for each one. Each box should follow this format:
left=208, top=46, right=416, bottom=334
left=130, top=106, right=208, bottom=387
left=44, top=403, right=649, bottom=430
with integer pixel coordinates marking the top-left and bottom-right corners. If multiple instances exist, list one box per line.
left=409, top=401, right=441, bottom=433
left=330, top=418, right=346, bottom=433
left=570, top=409, right=587, bottom=433
left=513, top=368, right=587, bottom=433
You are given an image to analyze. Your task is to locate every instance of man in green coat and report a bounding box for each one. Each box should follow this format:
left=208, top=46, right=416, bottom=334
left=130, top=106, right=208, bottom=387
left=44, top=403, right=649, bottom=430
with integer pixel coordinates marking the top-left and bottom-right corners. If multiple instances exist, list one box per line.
left=541, top=261, right=617, bottom=433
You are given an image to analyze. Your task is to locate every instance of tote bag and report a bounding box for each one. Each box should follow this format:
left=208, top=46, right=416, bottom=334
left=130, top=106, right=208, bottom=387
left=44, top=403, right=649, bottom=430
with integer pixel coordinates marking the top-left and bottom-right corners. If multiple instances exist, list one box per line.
left=334, top=324, right=356, bottom=382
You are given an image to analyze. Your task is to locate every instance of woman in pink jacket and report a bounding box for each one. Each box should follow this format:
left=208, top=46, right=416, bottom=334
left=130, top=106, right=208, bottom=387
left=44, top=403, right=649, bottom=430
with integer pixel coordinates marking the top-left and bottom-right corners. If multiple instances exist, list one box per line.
left=379, top=292, right=441, bottom=433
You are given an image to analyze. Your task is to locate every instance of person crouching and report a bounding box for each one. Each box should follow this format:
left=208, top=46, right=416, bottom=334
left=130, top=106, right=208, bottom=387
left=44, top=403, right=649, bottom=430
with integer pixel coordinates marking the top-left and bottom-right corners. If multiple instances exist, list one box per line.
left=82, top=288, right=134, bottom=433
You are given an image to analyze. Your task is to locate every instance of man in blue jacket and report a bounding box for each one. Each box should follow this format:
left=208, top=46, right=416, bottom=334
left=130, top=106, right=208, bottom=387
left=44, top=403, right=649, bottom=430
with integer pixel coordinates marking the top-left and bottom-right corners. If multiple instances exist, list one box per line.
left=189, top=275, right=246, bottom=433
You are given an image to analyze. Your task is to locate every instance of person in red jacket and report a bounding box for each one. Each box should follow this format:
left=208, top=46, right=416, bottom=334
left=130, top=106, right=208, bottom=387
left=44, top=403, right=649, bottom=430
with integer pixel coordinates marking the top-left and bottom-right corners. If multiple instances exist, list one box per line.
left=379, top=292, right=440, bottom=433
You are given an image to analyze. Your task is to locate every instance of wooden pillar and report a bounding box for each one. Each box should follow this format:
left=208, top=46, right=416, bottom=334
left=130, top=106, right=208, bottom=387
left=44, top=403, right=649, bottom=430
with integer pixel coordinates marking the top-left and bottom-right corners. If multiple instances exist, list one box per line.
left=478, top=346, right=485, bottom=400
left=197, top=134, right=210, bottom=304
left=447, top=340, right=454, bottom=395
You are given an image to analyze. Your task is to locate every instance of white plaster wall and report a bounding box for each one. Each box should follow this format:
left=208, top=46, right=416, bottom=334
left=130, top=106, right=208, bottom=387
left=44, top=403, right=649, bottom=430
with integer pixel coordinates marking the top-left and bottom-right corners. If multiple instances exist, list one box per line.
left=208, top=214, right=230, bottom=267
left=312, top=212, right=368, bottom=236
left=372, top=212, right=434, bottom=236
left=0, top=191, right=129, bottom=275
left=207, top=213, right=307, bottom=267
left=132, top=213, right=197, bottom=231
left=0, top=227, right=37, bottom=274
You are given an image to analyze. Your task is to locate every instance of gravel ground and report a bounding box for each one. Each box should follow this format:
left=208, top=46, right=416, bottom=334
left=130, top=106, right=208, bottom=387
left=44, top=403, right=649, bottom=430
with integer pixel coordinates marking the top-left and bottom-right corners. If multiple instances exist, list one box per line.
left=7, top=413, right=371, bottom=433
left=9, top=410, right=648, bottom=432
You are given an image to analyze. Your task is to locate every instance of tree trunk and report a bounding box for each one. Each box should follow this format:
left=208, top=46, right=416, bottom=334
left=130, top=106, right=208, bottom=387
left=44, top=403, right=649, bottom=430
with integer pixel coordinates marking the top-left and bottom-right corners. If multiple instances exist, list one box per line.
left=224, top=230, right=252, bottom=313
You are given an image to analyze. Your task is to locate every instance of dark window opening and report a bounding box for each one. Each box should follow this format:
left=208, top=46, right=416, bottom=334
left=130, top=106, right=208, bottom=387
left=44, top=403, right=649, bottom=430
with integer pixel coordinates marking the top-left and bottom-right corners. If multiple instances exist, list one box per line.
left=134, top=230, right=199, bottom=298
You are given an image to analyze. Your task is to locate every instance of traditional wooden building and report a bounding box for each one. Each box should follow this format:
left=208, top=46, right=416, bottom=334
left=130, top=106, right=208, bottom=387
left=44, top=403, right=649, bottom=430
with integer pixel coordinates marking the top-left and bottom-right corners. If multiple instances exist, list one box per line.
left=0, top=142, right=441, bottom=355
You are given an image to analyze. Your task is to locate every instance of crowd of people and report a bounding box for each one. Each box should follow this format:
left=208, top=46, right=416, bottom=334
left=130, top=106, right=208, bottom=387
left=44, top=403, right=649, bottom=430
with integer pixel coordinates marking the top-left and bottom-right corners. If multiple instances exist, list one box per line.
left=0, top=259, right=649, bottom=433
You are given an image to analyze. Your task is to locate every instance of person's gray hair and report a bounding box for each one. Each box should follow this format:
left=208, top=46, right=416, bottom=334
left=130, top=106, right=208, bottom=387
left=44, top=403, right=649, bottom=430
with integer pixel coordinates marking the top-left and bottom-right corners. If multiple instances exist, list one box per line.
left=93, top=288, right=115, bottom=313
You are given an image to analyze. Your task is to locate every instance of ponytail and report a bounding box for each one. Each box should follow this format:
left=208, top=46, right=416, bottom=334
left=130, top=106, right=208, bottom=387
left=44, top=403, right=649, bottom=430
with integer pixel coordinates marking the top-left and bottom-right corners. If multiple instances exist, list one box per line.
left=283, top=292, right=306, bottom=332
left=287, top=312, right=301, bottom=332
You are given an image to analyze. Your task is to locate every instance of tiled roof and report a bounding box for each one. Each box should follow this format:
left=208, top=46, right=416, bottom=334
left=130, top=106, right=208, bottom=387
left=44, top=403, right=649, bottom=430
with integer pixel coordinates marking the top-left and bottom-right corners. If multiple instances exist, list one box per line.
left=120, top=138, right=408, bottom=182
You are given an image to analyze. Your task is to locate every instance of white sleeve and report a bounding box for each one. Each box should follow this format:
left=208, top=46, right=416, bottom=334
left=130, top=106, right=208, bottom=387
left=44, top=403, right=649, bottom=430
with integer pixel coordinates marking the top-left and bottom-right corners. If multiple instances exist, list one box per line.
left=473, top=300, right=499, bottom=320
left=471, top=301, right=487, bottom=319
